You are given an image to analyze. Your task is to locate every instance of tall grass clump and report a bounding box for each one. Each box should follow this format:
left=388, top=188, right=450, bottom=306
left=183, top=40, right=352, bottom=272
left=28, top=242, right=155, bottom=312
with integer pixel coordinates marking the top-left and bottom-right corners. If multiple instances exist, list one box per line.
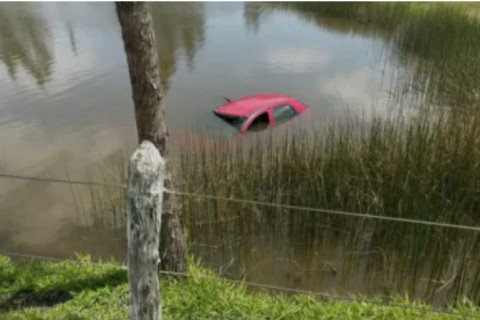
left=267, top=2, right=413, bottom=31
left=176, top=107, right=480, bottom=306
left=391, top=5, right=480, bottom=107
left=81, top=110, right=480, bottom=305
left=67, top=150, right=129, bottom=261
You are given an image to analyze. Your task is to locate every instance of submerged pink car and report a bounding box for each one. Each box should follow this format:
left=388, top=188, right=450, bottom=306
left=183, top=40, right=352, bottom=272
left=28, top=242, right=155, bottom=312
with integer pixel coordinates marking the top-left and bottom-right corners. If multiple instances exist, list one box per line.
left=172, top=94, right=310, bottom=152
left=213, top=93, right=308, bottom=134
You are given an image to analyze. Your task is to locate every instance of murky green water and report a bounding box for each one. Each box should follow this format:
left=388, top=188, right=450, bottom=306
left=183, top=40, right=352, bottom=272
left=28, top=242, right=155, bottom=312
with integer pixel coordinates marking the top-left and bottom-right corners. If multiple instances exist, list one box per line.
left=1, top=2, right=476, bottom=305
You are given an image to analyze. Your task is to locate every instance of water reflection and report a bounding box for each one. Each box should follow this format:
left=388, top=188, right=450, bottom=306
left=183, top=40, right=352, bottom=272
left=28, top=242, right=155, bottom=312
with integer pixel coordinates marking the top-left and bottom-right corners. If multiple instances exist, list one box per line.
left=150, top=2, right=205, bottom=93
left=263, top=2, right=480, bottom=109
left=0, top=3, right=53, bottom=86
left=391, top=7, right=480, bottom=108
left=262, top=3, right=385, bottom=39
left=0, top=2, right=135, bottom=260
left=243, top=2, right=264, bottom=34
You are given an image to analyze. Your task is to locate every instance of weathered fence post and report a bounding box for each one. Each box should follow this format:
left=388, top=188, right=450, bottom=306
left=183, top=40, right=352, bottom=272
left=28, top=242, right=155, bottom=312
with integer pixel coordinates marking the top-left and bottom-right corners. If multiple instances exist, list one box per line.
left=128, top=141, right=164, bottom=320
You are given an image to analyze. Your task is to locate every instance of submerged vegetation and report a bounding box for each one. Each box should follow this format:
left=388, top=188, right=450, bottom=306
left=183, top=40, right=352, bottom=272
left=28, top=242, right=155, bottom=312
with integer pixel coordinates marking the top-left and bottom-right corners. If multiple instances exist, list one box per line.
left=2, top=255, right=480, bottom=320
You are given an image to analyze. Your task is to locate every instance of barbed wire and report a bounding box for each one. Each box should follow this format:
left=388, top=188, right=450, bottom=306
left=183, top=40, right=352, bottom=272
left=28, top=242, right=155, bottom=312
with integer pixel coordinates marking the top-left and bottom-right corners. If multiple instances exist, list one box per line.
left=0, top=250, right=478, bottom=318
left=1, top=173, right=480, bottom=232
left=166, top=189, right=480, bottom=232
left=0, top=173, right=127, bottom=188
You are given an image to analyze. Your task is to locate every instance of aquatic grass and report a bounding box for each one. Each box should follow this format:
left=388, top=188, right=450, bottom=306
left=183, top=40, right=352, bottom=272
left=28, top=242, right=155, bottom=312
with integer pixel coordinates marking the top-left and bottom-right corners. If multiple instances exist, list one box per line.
left=1, top=255, right=480, bottom=320
left=392, top=6, right=480, bottom=107
left=75, top=110, right=480, bottom=305
left=266, top=2, right=480, bottom=34
left=266, top=2, right=480, bottom=108
left=176, top=108, right=480, bottom=305
left=267, top=2, right=413, bottom=31
left=85, top=156, right=128, bottom=232
left=78, top=107, right=480, bottom=305
left=64, top=150, right=129, bottom=261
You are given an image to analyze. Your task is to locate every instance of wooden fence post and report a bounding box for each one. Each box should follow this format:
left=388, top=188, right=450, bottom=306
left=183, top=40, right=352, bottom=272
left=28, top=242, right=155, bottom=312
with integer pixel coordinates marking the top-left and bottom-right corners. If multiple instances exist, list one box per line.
left=127, top=141, right=164, bottom=320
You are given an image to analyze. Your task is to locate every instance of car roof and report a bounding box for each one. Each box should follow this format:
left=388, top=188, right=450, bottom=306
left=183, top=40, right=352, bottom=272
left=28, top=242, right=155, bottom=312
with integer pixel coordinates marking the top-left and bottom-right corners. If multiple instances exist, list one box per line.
left=215, top=93, right=294, bottom=117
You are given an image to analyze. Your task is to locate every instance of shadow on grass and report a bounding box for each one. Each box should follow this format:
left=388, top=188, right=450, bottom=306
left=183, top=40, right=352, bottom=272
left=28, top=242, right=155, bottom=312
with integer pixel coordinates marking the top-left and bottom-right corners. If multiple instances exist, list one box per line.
left=0, top=263, right=127, bottom=311
left=0, top=288, right=73, bottom=310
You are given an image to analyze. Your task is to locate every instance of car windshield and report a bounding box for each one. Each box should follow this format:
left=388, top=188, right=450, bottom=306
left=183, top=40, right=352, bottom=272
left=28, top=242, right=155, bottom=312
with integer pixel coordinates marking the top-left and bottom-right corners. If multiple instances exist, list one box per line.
left=213, top=112, right=247, bottom=131
left=197, top=113, right=243, bottom=140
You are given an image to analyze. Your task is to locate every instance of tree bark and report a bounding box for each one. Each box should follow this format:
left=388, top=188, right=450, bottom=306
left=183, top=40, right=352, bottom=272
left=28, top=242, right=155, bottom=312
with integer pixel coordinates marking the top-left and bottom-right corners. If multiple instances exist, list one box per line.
left=115, top=2, right=187, bottom=273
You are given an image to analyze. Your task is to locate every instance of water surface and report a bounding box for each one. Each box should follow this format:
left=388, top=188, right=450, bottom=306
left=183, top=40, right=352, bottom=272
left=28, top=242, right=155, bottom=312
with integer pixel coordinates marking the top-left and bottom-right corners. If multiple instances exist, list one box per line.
left=0, top=1, right=419, bottom=298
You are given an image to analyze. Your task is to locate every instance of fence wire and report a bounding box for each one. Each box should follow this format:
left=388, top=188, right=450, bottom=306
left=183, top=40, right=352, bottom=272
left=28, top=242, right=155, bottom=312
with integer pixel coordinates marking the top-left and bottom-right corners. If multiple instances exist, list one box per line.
left=0, top=250, right=478, bottom=319
left=1, top=173, right=480, bottom=232
left=0, top=173, right=127, bottom=188
left=1, top=173, right=480, bottom=318
left=167, top=189, right=480, bottom=232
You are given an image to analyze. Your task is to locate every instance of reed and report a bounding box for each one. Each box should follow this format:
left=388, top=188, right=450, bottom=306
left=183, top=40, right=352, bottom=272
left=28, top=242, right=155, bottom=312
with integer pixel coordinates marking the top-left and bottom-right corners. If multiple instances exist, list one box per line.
left=266, top=2, right=480, bottom=107
left=176, top=108, right=480, bottom=305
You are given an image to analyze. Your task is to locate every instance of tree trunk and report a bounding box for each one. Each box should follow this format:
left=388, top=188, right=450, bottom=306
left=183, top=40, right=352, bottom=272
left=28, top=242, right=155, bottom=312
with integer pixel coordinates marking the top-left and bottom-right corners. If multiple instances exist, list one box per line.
left=115, top=2, right=187, bottom=273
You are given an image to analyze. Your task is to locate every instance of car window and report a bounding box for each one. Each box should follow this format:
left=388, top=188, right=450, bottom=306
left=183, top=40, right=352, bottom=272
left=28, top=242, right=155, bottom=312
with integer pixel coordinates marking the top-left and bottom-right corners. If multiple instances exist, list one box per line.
left=247, top=112, right=270, bottom=132
left=213, top=112, right=247, bottom=131
left=273, top=105, right=296, bottom=123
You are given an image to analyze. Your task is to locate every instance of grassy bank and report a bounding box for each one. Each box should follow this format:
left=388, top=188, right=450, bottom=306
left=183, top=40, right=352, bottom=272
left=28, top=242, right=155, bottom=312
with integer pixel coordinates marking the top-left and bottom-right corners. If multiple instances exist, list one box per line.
left=1, top=255, right=479, bottom=320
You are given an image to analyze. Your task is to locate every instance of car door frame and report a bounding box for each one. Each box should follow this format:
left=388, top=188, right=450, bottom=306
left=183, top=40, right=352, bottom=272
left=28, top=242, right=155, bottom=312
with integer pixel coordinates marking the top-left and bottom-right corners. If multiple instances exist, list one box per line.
left=240, top=108, right=274, bottom=133
left=270, top=101, right=302, bottom=129
left=239, top=99, right=307, bottom=134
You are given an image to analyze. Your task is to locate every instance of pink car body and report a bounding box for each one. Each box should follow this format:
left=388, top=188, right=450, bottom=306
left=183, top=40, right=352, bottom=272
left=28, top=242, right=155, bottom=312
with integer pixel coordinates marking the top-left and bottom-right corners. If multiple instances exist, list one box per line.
left=171, top=94, right=309, bottom=154
left=213, top=93, right=308, bottom=134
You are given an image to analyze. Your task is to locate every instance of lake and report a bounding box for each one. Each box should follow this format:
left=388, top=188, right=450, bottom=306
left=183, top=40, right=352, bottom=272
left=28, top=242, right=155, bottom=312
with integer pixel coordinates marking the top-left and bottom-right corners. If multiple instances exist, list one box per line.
left=1, top=2, right=478, bottom=306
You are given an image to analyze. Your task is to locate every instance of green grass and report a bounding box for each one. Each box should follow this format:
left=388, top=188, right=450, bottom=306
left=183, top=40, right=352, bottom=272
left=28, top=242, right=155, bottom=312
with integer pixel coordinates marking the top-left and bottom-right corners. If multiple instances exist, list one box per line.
left=1, top=255, right=479, bottom=320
